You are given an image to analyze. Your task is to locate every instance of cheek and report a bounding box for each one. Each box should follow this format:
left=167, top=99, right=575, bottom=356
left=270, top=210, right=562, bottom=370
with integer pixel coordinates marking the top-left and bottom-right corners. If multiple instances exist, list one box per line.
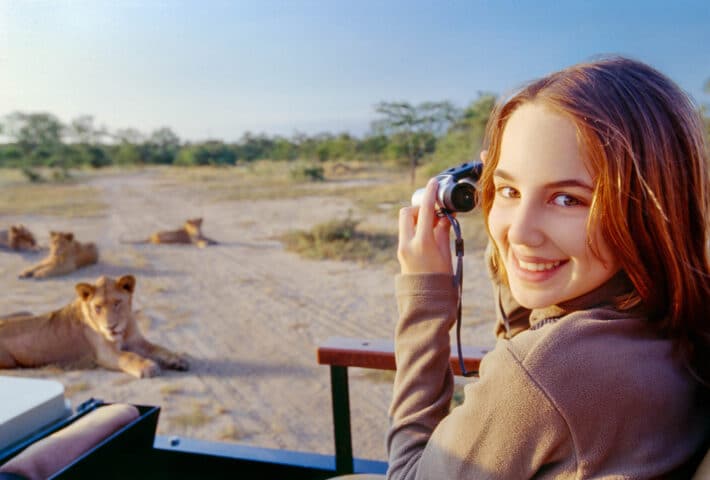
left=486, top=205, right=507, bottom=247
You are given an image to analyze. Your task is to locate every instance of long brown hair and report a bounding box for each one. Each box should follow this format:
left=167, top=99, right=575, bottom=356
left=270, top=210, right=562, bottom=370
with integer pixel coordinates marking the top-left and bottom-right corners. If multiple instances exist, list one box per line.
left=480, top=56, right=710, bottom=384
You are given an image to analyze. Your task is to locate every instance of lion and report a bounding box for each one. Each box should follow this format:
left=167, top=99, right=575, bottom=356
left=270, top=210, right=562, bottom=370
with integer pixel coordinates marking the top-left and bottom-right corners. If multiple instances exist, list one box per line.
left=0, top=225, right=39, bottom=252
left=122, top=217, right=218, bottom=248
left=19, top=231, right=98, bottom=279
left=0, top=274, right=189, bottom=378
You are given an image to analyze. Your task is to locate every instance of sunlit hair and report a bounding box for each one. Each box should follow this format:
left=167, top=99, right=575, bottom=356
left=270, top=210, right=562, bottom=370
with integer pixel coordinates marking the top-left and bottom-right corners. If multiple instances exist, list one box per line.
left=480, top=56, right=710, bottom=384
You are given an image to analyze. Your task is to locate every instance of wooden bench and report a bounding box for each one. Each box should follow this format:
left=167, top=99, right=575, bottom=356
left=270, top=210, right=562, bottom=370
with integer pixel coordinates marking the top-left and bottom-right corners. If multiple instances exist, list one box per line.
left=316, top=337, right=489, bottom=476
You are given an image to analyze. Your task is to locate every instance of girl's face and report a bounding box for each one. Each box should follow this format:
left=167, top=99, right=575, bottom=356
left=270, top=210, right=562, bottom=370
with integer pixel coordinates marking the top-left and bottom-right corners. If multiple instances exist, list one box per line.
left=488, top=102, right=620, bottom=309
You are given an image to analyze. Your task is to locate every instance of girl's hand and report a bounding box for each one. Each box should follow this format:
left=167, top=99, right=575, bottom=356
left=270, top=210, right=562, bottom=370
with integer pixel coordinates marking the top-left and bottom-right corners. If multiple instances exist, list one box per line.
left=397, top=178, right=453, bottom=275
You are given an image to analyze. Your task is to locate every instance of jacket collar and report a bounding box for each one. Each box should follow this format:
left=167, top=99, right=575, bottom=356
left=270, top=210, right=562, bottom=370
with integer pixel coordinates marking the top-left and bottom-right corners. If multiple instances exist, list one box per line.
left=528, top=271, right=634, bottom=328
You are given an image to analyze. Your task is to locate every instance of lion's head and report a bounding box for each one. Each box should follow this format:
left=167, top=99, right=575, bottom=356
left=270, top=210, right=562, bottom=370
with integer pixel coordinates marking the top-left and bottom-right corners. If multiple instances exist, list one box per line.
left=49, top=231, right=75, bottom=256
left=9, top=225, right=37, bottom=250
left=75, top=275, right=135, bottom=342
left=184, top=218, right=203, bottom=237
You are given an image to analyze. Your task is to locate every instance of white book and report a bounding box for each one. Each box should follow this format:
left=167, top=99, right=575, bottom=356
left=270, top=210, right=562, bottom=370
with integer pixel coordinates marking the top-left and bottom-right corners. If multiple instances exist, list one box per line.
left=0, top=376, right=71, bottom=452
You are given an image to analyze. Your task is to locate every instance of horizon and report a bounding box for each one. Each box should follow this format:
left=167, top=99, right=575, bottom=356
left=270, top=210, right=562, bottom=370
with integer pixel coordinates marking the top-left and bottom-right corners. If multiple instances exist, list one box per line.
left=1, top=0, right=709, bottom=143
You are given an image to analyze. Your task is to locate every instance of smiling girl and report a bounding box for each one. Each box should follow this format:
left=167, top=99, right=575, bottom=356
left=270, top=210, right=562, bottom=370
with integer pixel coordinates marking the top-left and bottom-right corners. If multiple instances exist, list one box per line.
left=388, top=57, right=710, bottom=479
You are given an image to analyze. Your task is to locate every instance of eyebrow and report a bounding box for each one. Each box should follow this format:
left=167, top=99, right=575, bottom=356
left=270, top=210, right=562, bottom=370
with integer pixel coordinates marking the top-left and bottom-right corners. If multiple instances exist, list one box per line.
left=493, top=168, right=594, bottom=191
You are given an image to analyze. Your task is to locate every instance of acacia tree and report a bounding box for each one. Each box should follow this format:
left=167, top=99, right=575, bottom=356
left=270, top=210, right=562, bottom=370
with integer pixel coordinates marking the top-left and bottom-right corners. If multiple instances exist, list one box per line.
left=372, top=101, right=459, bottom=184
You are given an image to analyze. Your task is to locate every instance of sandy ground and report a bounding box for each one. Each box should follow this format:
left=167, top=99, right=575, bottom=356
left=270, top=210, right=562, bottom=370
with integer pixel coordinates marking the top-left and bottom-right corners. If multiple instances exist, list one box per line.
left=0, top=169, right=497, bottom=461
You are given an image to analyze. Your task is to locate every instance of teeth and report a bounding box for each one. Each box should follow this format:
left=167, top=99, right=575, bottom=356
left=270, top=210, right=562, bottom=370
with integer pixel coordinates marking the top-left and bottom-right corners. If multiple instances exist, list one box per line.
left=518, top=260, right=561, bottom=272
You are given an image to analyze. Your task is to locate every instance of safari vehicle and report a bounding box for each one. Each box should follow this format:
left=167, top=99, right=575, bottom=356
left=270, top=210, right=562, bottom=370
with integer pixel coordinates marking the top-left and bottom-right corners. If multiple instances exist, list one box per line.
left=1, top=337, right=708, bottom=479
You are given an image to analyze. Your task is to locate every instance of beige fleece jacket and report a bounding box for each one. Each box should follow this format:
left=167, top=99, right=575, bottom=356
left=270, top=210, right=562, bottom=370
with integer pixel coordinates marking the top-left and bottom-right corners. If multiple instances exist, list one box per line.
left=387, top=273, right=709, bottom=479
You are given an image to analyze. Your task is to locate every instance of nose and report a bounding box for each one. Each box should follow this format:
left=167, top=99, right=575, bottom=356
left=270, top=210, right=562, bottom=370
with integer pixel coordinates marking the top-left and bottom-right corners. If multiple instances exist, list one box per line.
left=507, top=199, right=545, bottom=248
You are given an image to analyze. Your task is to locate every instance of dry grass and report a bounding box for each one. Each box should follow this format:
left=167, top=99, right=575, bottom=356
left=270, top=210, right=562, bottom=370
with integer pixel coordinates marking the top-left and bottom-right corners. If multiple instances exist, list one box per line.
left=160, top=384, right=184, bottom=396
left=358, top=369, right=395, bottom=384
left=0, top=169, right=106, bottom=217
left=168, top=401, right=214, bottom=429
left=64, top=380, right=92, bottom=396
left=156, top=160, right=408, bottom=206
left=218, top=420, right=243, bottom=441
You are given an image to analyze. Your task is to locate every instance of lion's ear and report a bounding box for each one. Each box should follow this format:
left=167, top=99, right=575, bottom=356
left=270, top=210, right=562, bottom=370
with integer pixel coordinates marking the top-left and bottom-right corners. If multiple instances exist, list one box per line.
left=65, top=233, right=74, bottom=242
left=116, top=275, right=136, bottom=294
left=50, top=231, right=58, bottom=238
left=10, top=226, right=18, bottom=234
left=75, top=283, right=95, bottom=302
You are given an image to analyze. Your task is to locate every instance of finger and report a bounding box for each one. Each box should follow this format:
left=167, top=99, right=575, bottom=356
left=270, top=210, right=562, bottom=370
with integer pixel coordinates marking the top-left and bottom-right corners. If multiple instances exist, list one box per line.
left=433, top=217, right=452, bottom=261
left=416, top=178, right=439, bottom=237
left=398, top=206, right=416, bottom=246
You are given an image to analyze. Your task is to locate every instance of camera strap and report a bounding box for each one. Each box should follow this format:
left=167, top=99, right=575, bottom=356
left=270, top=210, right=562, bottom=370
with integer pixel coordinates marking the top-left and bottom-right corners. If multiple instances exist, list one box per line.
left=444, top=212, right=478, bottom=377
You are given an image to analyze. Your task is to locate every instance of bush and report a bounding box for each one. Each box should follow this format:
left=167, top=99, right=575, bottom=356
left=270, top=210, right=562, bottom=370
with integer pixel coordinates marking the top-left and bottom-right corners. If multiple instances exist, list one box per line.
left=21, top=167, right=44, bottom=183
left=280, top=217, right=397, bottom=264
left=289, top=164, right=325, bottom=182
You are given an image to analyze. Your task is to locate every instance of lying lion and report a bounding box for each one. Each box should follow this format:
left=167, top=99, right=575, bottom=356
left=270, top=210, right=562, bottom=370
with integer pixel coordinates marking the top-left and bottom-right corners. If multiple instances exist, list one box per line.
left=0, top=225, right=39, bottom=251
left=19, top=231, right=98, bottom=279
left=0, top=274, right=189, bottom=378
left=122, top=218, right=218, bottom=248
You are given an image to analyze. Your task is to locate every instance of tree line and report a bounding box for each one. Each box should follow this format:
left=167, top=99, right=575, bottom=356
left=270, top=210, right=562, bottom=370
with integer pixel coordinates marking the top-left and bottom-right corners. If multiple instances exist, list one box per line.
left=1, top=85, right=708, bottom=181
left=0, top=95, right=496, bottom=178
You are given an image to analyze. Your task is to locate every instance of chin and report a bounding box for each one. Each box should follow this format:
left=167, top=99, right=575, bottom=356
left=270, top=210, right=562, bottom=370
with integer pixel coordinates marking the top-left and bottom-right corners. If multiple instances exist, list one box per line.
left=509, top=287, right=565, bottom=310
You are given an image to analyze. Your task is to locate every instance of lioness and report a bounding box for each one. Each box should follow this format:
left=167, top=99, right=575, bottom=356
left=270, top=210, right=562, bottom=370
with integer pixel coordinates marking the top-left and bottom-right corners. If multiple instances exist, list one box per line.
left=0, top=274, right=189, bottom=378
left=19, top=231, right=98, bottom=279
left=123, top=218, right=218, bottom=248
left=0, top=225, right=39, bottom=251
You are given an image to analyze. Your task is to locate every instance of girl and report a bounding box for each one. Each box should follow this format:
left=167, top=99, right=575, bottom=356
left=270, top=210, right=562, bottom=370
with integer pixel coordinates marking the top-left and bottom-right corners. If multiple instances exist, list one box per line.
left=389, top=57, right=710, bottom=479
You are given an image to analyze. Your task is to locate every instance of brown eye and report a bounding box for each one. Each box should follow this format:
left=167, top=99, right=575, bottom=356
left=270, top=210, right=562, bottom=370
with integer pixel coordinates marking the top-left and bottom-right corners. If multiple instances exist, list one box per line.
left=94, top=305, right=102, bottom=314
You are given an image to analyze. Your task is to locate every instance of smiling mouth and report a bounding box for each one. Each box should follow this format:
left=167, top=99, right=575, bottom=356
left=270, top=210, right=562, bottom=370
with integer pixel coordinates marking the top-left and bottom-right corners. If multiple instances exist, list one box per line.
left=517, top=259, right=563, bottom=272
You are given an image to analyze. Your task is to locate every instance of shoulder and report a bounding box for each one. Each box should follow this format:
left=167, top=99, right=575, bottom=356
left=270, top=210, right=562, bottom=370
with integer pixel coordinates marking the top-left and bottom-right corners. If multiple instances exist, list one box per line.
left=499, top=306, right=695, bottom=422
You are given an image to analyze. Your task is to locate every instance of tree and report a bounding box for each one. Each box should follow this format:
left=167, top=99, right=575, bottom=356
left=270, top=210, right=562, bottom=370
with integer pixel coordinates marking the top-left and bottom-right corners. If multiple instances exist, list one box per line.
left=372, top=101, right=459, bottom=184
left=432, top=93, right=497, bottom=174
left=144, top=127, right=181, bottom=164
left=3, top=112, right=64, bottom=159
left=175, top=141, right=237, bottom=166
left=66, top=115, right=107, bottom=144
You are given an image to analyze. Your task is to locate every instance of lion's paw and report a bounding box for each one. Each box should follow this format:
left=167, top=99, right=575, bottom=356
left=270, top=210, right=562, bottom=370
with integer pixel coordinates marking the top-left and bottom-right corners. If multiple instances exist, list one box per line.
left=138, top=360, right=161, bottom=378
left=165, top=354, right=190, bottom=371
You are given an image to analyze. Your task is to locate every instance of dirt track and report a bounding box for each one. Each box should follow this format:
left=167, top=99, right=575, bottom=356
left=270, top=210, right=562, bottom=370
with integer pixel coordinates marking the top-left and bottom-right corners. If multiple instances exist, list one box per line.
left=0, top=169, right=497, bottom=460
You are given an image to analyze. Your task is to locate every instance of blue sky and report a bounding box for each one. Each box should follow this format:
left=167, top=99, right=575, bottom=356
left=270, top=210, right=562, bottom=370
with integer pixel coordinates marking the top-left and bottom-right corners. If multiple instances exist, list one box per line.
left=1, top=0, right=708, bottom=142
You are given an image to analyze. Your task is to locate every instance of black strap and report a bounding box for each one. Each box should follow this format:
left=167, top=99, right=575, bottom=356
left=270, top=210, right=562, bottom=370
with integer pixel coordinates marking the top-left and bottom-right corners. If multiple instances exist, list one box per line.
left=445, top=212, right=478, bottom=377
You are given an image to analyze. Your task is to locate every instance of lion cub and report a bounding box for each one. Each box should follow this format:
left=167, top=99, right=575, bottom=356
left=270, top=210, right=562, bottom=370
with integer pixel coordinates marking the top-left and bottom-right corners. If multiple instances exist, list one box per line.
left=125, top=218, right=217, bottom=248
left=19, top=231, right=98, bottom=279
left=0, top=225, right=39, bottom=251
left=0, top=275, right=188, bottom=378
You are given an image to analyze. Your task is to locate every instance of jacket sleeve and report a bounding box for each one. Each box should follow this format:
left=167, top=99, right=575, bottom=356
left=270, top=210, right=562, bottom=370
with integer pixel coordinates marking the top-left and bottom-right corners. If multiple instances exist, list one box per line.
left=387, top=274, right=573, bottom=480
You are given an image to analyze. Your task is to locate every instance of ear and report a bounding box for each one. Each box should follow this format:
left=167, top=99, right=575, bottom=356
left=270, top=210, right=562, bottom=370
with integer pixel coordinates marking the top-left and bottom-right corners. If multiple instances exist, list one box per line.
left=75, top=283, right=96, bottom=302
left=10, top=226, right=18, bottom=234
left=116, top=275, right=136, bottom=294
left=50, top=231, right=58, bottom=238
left=65, top=233, right=74, bottom=242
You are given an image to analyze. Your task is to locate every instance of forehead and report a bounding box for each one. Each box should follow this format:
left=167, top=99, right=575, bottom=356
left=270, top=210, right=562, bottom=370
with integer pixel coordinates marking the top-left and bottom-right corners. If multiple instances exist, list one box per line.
left=499, top=103, right=592, bottom=183
left=90, top=279, right=130, bottom=303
